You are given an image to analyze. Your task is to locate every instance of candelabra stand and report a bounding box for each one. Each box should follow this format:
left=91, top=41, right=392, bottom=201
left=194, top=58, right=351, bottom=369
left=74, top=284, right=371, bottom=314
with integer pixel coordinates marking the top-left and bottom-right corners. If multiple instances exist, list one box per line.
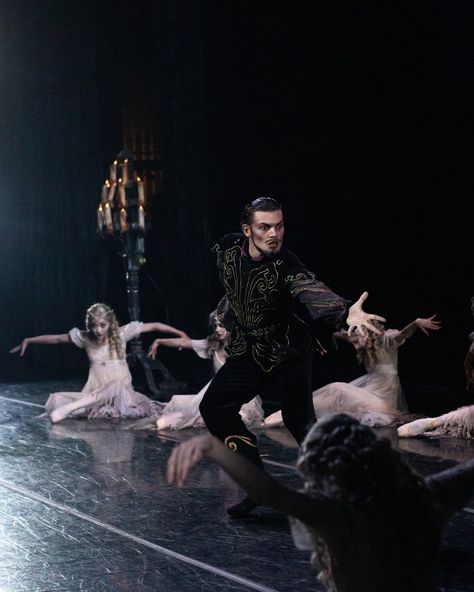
left=96, top=149, right=186, bottom=401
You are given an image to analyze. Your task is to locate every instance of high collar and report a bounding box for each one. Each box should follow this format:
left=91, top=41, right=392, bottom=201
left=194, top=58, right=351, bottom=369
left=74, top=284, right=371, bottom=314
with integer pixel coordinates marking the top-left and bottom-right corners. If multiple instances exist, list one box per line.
left=241, top=237, right=265, bottom=262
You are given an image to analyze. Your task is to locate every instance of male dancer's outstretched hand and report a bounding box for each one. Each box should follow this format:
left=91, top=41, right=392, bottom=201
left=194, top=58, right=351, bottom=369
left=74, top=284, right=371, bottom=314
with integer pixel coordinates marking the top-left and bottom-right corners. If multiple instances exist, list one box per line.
left=347, top=291, right=386, bottom=336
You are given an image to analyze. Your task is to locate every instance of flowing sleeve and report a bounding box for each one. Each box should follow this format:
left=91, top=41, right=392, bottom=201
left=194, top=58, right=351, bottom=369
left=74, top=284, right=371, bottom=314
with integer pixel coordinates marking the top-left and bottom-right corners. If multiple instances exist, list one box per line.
left=121, top=321, right=144, bottom=342
left=284, top=253, right=350, bottom=331
left=68, top=328, right=85, bottom=349
left=191, top=339, right=212, bottom=360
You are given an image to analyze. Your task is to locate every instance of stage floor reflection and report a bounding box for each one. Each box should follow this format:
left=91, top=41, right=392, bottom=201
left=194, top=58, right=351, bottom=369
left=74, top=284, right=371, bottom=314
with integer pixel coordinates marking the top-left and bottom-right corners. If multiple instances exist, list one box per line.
left=0, top=381, right=473, bottom=592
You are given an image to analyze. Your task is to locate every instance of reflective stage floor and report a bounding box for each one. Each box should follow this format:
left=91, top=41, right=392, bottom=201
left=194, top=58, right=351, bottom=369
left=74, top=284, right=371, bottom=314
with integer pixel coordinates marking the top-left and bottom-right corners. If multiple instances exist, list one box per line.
left=0, top=381, right=473, bottom=592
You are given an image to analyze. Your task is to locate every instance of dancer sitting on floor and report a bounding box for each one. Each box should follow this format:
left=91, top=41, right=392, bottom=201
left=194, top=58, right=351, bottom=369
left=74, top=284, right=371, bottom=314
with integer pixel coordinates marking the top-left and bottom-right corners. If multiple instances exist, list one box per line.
left=143, top=302, right=265, bottom=430
left=167, top=413, right=474, bottom=592
left=10, top=303, right=186, bottom=423
left=398, top=298, right=474, bottom=439
left=264, top=314, right=441, bottom=428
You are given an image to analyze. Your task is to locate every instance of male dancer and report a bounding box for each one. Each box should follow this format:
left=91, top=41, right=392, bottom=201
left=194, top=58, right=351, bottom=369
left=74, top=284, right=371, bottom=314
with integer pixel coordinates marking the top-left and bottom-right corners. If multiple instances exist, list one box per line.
left=199, top=196, right=385, bottom=517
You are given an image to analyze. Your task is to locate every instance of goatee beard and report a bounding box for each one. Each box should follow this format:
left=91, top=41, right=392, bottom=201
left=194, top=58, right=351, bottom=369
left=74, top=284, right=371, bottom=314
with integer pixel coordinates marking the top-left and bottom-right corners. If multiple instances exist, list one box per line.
left=256, top=245, right=280, bottom=259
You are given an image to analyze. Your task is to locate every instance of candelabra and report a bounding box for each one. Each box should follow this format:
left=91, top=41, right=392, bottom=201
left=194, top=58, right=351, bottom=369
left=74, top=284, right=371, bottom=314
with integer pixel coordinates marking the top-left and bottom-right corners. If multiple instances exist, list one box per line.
left=96, top=149, right=186, bottom=401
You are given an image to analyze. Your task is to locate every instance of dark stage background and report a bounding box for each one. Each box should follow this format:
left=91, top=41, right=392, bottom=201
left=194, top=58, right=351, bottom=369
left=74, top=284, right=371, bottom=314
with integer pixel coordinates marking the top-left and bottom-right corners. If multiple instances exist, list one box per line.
left=0, top=1, right=472, bottom=409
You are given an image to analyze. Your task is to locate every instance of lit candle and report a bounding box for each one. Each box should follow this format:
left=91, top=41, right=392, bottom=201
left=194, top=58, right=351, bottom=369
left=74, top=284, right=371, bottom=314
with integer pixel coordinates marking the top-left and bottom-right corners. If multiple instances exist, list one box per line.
left=108, top=181, right=116, bottom=202
left=137, top=177, right=145, bottom=205
left=101, top=183, right=108, bottom=205
left=109, top=160, right=118, bottom=181
left=97, top=204, right=104, bottom=231
left=118, top=182, right=127, bottom=208
left=138, top=205, right=145, bottom=230
left=122, top=159, right=129, bottom=184
left=120, top=208, right=127, bottom=232
left=104, top=202, right=113, bottom=230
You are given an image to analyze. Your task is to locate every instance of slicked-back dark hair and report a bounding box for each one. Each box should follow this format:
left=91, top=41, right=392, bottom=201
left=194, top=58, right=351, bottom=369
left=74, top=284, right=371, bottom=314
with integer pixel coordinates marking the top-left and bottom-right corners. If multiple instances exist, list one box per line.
left=240, top=196, right=282, bottom=225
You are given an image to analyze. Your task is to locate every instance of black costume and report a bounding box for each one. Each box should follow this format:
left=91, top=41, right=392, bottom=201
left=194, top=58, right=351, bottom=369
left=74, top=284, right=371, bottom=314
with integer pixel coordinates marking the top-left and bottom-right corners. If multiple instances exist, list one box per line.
left=289, top=458, right=474, bottom=592
left=199, top=233, right=350, bottom=465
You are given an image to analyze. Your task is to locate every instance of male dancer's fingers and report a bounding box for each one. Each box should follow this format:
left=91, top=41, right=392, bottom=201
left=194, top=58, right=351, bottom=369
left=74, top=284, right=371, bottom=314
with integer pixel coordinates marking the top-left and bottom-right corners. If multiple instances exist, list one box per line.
left=364, top=315, right=386, bottom=335
left=369, top=314, right=386, bottom=323
left=355, top=291, right=369, bottom=305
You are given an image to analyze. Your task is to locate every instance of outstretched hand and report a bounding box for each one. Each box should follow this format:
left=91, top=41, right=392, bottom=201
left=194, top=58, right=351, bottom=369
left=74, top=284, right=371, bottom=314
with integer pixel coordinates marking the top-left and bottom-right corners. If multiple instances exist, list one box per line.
left=9, top=339, right=29, bottom=356
left=416, top=315, right=442, bottom=335
left=347, top=292, right=386, bottom=336
left=167, top=434, right=213, bottom=488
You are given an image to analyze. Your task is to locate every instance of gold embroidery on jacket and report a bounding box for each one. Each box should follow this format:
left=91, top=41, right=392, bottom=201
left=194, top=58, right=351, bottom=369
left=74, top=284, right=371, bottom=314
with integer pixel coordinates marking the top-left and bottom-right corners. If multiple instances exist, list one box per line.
left=221, top=245, right=289, bottom=371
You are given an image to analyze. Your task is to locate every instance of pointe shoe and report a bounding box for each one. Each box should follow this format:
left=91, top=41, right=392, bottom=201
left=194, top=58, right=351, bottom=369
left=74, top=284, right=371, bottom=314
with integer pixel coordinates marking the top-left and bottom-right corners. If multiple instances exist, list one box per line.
left=156, top=412, right=183, bottom=430
left=397, top=417, right=435, bottom=438
left=49, top=409, right=67, bottom=424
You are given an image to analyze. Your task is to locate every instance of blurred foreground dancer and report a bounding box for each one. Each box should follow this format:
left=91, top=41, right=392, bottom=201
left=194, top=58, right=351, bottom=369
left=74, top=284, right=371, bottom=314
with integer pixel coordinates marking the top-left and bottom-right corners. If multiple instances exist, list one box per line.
left=168, top=414, right=474, bottom=592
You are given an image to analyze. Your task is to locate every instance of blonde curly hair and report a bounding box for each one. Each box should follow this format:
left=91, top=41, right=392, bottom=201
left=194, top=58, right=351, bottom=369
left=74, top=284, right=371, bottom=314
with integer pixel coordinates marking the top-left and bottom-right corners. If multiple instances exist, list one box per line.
left=85, top=303, right=124, bottom=359
left=355, top=319, right=386, bottom=367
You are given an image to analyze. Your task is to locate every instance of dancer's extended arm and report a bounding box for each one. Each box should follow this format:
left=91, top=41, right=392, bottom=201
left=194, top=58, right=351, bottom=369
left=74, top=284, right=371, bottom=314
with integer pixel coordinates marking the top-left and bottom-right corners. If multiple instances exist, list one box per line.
left=427, top=459, right=474, bottom=523
left=393, top=315, right=441, bottom=344
left=167, top=433, right=332, bottom=527
left=148, top=335, right=193, bottom=359
left=139, top=321, right=188, bottom=338
left=10, top=334, right=71, bottom=356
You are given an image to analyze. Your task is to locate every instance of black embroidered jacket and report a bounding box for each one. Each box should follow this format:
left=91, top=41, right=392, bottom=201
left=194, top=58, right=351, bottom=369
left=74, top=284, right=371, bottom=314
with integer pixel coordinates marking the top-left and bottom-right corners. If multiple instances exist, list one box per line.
left=213, top=233, right=350, bottom=372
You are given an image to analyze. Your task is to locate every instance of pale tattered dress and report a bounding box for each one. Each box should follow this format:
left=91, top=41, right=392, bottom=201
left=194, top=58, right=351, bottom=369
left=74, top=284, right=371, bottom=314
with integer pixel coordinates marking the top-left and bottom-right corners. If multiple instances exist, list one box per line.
left=265, top=331, right=408, bottom=428
left=44, top=322, right=161, bottom=420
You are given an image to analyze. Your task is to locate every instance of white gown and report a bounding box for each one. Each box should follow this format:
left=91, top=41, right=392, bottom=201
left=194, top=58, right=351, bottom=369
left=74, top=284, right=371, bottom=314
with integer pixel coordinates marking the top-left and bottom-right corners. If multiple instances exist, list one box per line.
left=155, top=339, right=265, bottom=430
left=265, top=332, right=408, bottom=428
left=44, top=322, right=161, bottom=420
left=398, top=405, right=474, bottom=439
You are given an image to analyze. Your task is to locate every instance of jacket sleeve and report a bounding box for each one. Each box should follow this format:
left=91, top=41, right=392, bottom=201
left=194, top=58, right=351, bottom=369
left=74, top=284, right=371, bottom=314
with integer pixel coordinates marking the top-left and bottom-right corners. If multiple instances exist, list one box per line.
left=284, top=256, right=351, bottom=331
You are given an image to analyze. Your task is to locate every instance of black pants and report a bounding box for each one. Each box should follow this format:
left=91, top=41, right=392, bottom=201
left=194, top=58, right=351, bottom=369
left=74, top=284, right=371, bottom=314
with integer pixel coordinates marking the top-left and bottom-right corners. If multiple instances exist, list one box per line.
left=199, top=341, right=316, bottom=466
